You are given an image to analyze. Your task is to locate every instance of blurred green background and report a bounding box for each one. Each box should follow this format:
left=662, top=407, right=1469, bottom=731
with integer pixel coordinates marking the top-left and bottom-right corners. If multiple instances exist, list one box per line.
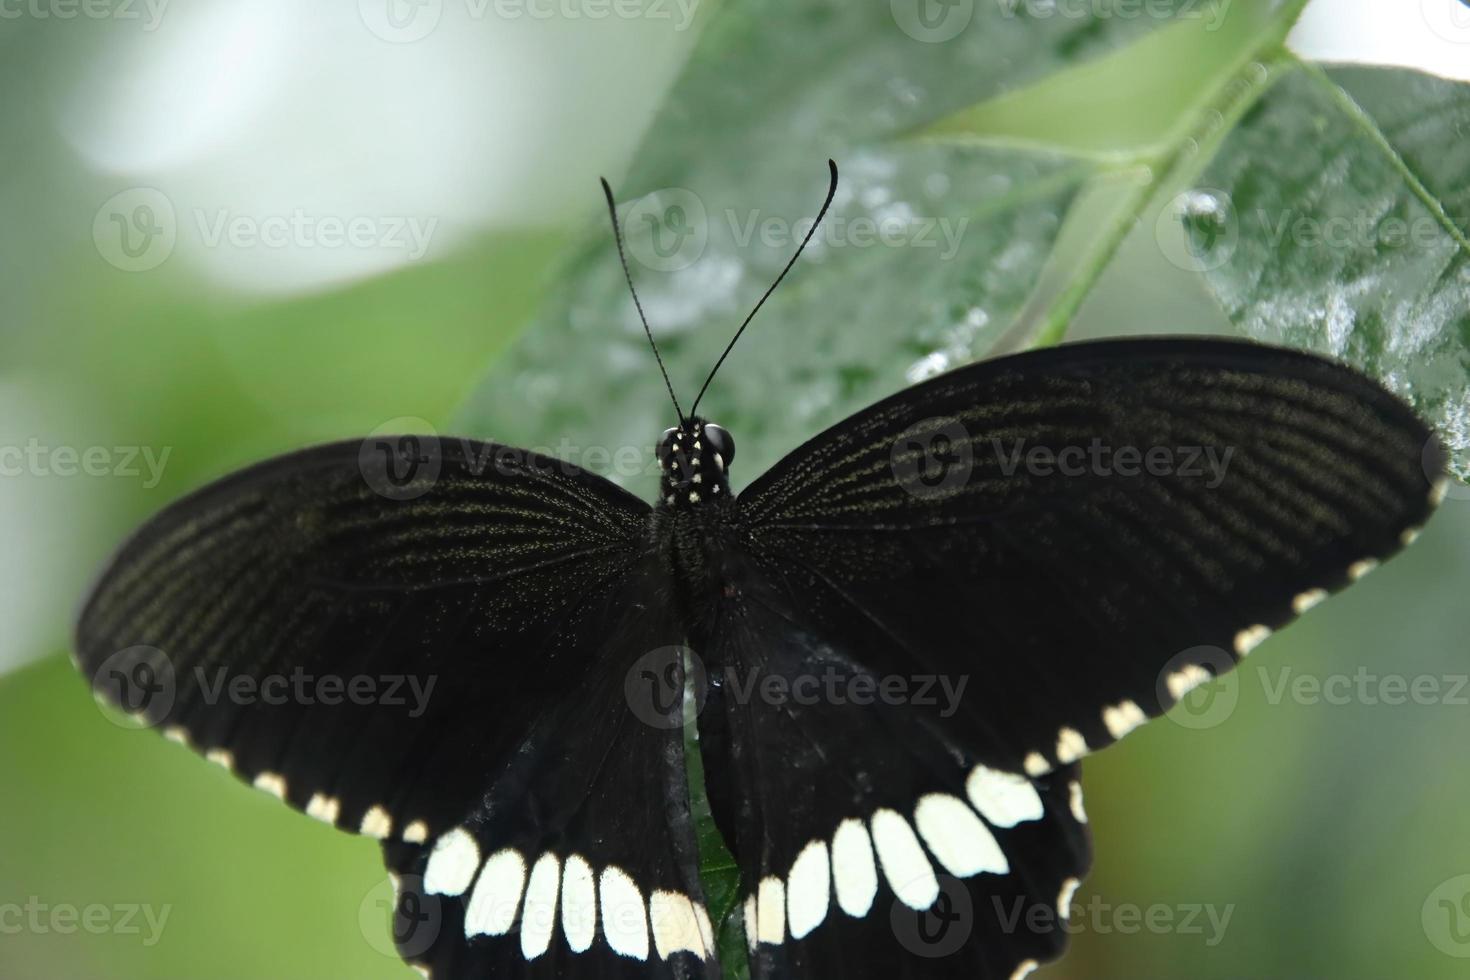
left=3, top=0, right=1469, bottom=977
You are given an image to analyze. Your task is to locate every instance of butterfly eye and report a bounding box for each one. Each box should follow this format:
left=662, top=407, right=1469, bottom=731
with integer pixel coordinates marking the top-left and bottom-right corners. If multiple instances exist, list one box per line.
left=704, top=424, right=735, bottom=464
left=657, top=427, right=679, bottom=464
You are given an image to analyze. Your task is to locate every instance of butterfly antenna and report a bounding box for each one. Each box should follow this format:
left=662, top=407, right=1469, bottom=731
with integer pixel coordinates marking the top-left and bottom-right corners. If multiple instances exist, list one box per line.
left=690, top=159, right=839, bottom=417
left=601, top=177, right=686, bottom=424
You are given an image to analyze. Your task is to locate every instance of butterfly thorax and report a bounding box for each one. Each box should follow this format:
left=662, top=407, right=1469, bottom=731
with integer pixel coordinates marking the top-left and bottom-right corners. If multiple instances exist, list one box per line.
left=655, top=417, right=733, bottom=510
left=651, top=418, right=744, bottom=625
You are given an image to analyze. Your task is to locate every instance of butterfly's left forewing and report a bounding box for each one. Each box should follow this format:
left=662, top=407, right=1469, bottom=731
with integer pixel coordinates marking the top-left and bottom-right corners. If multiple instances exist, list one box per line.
left=76, top=437, right=720, bottom=979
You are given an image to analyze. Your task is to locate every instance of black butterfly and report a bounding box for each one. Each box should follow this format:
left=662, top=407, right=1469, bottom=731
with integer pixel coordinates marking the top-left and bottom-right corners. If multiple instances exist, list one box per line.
left=76, top=161, right=1448, bottom=979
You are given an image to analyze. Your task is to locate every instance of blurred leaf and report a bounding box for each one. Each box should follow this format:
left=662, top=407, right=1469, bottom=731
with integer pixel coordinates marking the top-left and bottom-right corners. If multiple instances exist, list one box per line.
left=1181, top=63, right=1470, bottom=482
left=459, top=0, right=1217, bottom=499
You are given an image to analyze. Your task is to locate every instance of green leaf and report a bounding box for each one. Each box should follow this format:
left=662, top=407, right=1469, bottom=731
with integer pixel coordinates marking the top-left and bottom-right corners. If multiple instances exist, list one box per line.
left=1181, top=62, right=1470, bottom=481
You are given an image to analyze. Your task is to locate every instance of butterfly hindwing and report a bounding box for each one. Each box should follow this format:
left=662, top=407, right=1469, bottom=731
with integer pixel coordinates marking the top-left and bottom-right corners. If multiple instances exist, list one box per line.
left=698, top=561, right=1089, bottom=979
left=382, top=556, right=721, bottom=978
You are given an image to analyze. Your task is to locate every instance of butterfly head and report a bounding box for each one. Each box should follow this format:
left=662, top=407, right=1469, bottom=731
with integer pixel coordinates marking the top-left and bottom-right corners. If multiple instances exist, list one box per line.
left=657, top=418, right=733, bottom=508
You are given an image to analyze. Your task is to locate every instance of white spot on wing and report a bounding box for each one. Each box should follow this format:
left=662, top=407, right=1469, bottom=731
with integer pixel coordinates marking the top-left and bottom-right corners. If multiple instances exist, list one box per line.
left=163, top=726, right=189, bottom=746
left=915, top=793, right=1008, bottom=877
left=519, top=853, right=560, bottom=960
left=1055, top=727, right=1088, bottom=764
left=786, top=839, right=831, bottom=940
left=1431, top=477, right=1449, bottom=507
left=205, top=748, right=233, bottom=770
left=599, top=866, right=649, bottom=960
left=870, top=808, right=939, bottom=910
left=305, top=793, right=340, bottom=825
left=1292, top=588, right=1328, bottom=615
left=1102, top=700, right=1147, bottom=740
left=756, top=876, right=785, bottom=946
left=1058, top=877, right=1080, bottom=918
left=1234, top=624, right=1272, bottom=656
left=402, top=820, right=428, bottom=844
left=1022, top=752, right=1050, bottom=777
left=743, top=894, right=757, bottom=952
left=965, top=766, right=1043, bottom=828
left=1167, top=663, right=1212, bottom=701
left=1401, top=527, right=1421, bottom=547
left=560, top=854, right=596, bottom=953
left=1011, top=959, right=1039, bottom=979
left=1068, top=781, right=1087, bottom=823
left=359, top=805, right=392, bottom=840
left=1349, top=558, right=1379, bottom=581
left=465, top=848, right=526, bottom=938
left=694, top=903, right=714, bottom=953
left=424, top=827, right=479, bottom=897
left=831, top=818, right=878, bottom=918
left=649, top=890, right=707, bottom=960
left=252, top=771, right=286, bottom=800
